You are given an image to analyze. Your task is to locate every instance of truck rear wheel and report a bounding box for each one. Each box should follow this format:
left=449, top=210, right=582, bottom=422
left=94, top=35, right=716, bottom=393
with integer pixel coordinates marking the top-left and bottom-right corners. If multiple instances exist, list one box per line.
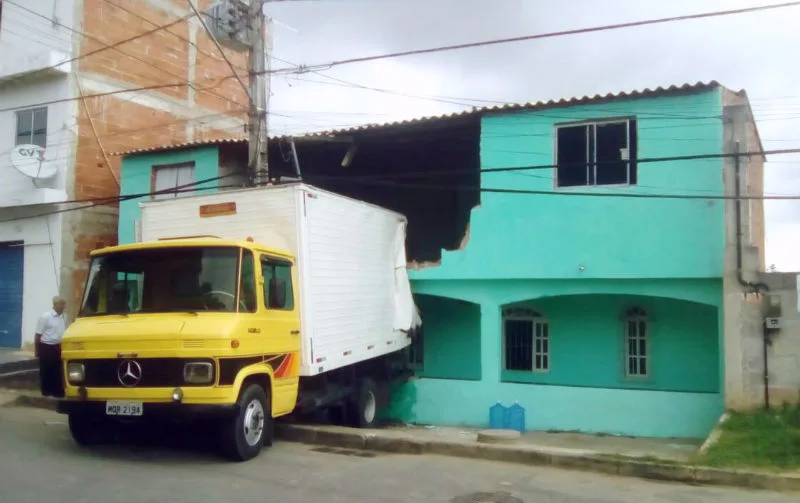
left=222, top=383, right=272, bottom=461
left=347, top=377, right=379, bottom=428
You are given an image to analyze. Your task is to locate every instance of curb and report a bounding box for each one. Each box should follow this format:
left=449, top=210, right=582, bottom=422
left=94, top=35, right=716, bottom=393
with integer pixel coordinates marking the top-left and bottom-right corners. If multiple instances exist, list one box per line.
left=0, top=369, right=40, bottom=389
left=9, top=394, right=58, bottom=411
left=275, top=424, right=800, bottom=493
left=0, top=358, right=38, bottom=376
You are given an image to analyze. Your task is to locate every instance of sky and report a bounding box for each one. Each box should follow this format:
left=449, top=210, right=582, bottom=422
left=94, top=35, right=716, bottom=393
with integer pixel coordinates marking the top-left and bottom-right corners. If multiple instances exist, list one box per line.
left=261, top=0, right=800, bottom=271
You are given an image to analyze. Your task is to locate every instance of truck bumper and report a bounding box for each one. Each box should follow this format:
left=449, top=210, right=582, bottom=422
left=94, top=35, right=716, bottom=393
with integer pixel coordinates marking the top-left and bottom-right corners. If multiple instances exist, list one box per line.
left=56, top=400, right=240, bottom=421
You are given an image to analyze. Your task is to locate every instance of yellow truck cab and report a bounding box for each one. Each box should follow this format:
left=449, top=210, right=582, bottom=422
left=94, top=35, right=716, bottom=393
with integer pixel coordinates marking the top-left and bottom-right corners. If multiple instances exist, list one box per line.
left=57, top=183, right=420, bottom=461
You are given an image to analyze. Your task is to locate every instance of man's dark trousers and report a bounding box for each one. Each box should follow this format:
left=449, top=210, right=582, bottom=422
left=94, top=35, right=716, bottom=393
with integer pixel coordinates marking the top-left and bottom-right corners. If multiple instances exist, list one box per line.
left=37, top=341, right=64, bottom=398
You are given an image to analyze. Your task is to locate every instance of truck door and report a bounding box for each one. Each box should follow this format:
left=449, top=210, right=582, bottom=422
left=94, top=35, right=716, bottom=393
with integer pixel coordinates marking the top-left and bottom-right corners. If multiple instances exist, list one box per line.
left=256, top=253, right=301, bottom=415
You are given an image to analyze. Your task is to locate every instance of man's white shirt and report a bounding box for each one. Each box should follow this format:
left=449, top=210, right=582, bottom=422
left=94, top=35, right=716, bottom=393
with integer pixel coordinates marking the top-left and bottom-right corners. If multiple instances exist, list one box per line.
left=36, top=310, right=66, bottom=345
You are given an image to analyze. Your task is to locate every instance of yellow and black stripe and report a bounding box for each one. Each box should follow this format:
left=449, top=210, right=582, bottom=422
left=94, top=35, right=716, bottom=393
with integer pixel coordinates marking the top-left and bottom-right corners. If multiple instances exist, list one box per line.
left=218, top=353, right=297, bottom=385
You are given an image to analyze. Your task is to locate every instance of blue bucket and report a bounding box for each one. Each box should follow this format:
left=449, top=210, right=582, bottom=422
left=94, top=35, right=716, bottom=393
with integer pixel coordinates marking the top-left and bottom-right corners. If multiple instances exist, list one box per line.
left=489, top=402, right=508, bottom=429
left=507, top=403, right=526, bottom=433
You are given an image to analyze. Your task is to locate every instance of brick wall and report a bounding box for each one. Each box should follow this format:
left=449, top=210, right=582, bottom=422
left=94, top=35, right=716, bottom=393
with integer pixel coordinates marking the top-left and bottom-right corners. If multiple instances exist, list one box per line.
left=62, top=0, right=249, bottom=315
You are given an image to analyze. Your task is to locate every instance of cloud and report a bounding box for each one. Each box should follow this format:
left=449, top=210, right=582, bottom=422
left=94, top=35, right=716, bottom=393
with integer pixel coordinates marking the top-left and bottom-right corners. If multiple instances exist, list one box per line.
left=264, top=0, right=800, bottom=270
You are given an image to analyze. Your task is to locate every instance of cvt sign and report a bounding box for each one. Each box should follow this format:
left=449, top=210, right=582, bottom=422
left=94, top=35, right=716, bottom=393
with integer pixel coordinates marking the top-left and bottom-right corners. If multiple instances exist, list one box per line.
left=9, top=144, right=57, bottom=179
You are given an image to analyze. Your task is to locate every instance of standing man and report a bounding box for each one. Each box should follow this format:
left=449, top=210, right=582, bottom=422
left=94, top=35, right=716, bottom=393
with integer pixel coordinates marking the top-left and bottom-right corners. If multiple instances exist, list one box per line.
left=35, top=296, right=67, bottom=398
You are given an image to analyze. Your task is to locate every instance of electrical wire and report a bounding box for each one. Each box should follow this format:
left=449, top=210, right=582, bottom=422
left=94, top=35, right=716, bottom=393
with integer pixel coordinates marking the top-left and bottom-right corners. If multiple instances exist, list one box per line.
left=260, top=1, right=800, bottom=75
left=0, top=173, right=246, bottom=224
left=3, top=0, right=193, bottom=82
left=303, top=172, right=800, bottom=201
left=2, top=147, right=800, bottom=228
left=344, top=148, right=800, bottom=181
left=103, top=0, right=249, bottom=74
left=6, top=0, right=250, bottom=114
left=185, top=0, right=251, bottom=98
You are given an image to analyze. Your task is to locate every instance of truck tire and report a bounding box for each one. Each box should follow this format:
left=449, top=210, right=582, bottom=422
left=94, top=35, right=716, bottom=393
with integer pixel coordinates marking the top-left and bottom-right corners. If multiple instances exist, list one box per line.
left=348, top=377, right=379, bottom=428
left=222, top=383, right=271, bottom=462
left=68, top=413, right=108, bottom=446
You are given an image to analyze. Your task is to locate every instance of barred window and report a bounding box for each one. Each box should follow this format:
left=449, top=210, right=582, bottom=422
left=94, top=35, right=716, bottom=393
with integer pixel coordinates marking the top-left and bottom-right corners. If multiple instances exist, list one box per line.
left=625, top=307, right=648, bottom=377
left=503, top=307, right=549, bottom=372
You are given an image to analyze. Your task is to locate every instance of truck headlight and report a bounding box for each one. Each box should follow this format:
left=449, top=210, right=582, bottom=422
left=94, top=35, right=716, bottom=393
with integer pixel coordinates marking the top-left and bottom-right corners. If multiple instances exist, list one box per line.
left=183, top=362, right=214, bottom=384
left=67, top=362, right=85, bottom=384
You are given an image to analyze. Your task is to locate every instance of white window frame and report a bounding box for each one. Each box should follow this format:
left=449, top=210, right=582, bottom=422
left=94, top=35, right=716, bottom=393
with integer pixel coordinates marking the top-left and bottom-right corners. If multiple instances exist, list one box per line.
left=15, top=107, right=48, bottom=148
left=502, top=307, right=550, bottom=373
left=151, top=162, right=196, bottom=200
left=624, top=307, right=649, bottom=378
left=553, top=117, right=637, bottom=189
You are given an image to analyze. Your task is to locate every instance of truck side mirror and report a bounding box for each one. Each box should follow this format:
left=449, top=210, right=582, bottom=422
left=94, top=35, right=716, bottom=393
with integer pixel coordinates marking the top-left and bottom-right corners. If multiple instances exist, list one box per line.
left=268, top=278, right=286, bottom=308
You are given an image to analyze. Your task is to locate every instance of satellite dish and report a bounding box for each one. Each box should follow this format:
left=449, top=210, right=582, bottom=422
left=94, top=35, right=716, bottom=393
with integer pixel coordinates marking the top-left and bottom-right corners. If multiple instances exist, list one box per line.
left=10, top=144, right=57, bottom=180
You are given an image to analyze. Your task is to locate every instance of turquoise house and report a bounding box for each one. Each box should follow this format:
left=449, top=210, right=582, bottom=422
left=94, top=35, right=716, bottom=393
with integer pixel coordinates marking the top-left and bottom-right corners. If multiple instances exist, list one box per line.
left=111, top=82, right=764, bottom=440
left=380, top=81, right=763, bottom=440
left=114, top=139, right=249, bottom=245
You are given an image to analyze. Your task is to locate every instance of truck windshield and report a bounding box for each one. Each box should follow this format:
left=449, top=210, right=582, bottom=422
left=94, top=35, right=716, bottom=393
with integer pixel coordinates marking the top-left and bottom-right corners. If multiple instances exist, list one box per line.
left=79, top=246, right=242, bottom=316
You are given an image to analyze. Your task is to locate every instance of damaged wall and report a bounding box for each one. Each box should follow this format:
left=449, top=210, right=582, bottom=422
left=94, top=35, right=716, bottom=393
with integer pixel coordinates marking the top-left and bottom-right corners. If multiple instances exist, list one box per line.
left=410, top=89, right=727, bottom=280
left=268, top=118, right=481, bottom=264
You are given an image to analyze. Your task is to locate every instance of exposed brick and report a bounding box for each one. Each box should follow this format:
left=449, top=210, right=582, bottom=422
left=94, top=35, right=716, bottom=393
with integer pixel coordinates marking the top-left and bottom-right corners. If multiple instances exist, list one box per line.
left=63, top=0, right=248, bottom=312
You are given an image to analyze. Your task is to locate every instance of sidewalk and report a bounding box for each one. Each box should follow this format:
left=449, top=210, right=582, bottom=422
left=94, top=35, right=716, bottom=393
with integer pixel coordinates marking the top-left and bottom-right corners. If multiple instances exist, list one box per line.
left=275, top=422, right=800, bottom=493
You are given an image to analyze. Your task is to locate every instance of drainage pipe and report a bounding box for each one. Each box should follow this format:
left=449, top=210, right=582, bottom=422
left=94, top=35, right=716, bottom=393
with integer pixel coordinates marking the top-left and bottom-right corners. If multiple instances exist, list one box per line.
left=733, top=141, right=771, bottom=409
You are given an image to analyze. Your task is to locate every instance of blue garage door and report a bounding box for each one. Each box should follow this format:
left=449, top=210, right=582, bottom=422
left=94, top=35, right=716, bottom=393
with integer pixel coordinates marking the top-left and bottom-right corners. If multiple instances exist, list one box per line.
left=0, top=242, right=24, bottom=348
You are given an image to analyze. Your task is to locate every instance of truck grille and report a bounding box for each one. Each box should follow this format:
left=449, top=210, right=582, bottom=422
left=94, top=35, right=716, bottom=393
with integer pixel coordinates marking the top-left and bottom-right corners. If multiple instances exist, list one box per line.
left=73, top=358, right=215, bottom=388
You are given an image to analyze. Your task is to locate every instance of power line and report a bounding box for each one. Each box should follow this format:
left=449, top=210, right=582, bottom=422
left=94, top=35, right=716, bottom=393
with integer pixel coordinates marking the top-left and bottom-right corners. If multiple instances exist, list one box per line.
left=262, top=1, right=800, bottom=75
left=185, top=0, right=251, bottom=98
left=305, top=173, right=800, bottom=201
left=103, top=0, right=248, bottom=73
left=0, top=81, right=189, bottom=114
left=5, top=149, right=799, bottom=226
left=347, top=148, right=800, bottom=181
left=0, top=173, right=245, bottom=224
left=3, top=0, right=193, bottom=83
left=6, top=0, right=249, bottom=114
left=283, top=74, right=800, bottom=121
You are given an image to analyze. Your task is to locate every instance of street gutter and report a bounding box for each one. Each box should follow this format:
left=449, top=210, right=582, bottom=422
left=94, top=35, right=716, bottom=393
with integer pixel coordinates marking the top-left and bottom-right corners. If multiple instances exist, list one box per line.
left=275, top=423, right=800, bottom=493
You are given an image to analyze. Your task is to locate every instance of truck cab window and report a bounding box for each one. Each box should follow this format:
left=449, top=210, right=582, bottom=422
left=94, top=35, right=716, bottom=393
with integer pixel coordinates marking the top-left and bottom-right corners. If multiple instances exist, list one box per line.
left=239, top=250, right=257, bottom=312
left=78, top=246, right=241, bottom=316
left=261, top=257, right=294, bottom=310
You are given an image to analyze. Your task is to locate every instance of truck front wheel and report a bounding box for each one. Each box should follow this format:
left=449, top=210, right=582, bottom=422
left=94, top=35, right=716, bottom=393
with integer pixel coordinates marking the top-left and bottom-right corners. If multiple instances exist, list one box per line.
left=68, top=413, right=109, bottom=446
left=222, top=383, right=272, bottom=461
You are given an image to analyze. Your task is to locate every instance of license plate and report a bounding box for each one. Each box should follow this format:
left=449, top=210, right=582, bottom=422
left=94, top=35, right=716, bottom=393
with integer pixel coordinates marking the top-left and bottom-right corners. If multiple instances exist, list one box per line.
left=105, top=401, right=143, bottom=416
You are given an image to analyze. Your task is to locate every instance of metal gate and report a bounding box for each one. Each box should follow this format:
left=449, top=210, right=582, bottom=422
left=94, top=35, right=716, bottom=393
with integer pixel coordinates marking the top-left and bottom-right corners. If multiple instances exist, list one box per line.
left=0, top=241, right=24, bottom=348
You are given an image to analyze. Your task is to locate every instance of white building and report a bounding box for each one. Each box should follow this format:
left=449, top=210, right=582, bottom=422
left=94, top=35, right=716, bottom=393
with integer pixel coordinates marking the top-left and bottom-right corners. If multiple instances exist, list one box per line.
left=0, top=0, right=250, bottom=350
left=0, top=0, right=75, bottom=349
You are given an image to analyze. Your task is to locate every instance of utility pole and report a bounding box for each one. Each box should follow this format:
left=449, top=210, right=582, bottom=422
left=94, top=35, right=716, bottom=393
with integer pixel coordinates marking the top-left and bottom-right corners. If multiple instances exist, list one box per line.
left=247, top=0, right=269, bottom=186
left=203, top=0, right=272, bottom=186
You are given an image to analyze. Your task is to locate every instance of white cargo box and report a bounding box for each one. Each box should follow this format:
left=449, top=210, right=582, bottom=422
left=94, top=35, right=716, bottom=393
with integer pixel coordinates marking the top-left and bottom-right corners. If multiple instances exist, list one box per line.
left=139, top=183, right=417, bottom=377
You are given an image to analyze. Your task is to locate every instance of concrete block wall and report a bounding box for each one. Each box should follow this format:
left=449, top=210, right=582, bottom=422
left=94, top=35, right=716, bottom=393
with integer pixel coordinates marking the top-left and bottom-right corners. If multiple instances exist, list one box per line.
left=760, top=272, right=800, bottom=406
left=723, top=268, right=800, bottom=410
left=60, top=0, right=251, bottom=320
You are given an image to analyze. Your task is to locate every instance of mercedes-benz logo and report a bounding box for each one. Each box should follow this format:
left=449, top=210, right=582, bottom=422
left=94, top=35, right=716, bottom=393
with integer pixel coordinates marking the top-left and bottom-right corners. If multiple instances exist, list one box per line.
left=117, top=360, right=143, bottom=387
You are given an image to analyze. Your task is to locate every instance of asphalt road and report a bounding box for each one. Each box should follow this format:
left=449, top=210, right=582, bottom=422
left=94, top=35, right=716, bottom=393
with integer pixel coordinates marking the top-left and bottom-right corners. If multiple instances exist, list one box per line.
left=0, top=405, right=796, bottom=503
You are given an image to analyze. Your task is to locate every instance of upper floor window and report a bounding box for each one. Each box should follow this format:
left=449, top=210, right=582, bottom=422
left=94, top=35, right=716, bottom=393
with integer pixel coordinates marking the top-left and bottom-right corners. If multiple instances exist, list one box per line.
left=503, top=307, right=549, bottom=372
left=624, top=307, right=649, bottom=378
left=152, top=162, right=195, bottom=199
left=15, top=107, right=48, bottom=148
left=556, top=118, right=638, bottom=187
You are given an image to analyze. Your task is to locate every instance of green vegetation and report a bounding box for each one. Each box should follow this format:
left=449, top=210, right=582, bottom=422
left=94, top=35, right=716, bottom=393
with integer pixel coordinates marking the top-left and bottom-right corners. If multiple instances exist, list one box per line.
left=696, top=402, right=800, bottom=471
